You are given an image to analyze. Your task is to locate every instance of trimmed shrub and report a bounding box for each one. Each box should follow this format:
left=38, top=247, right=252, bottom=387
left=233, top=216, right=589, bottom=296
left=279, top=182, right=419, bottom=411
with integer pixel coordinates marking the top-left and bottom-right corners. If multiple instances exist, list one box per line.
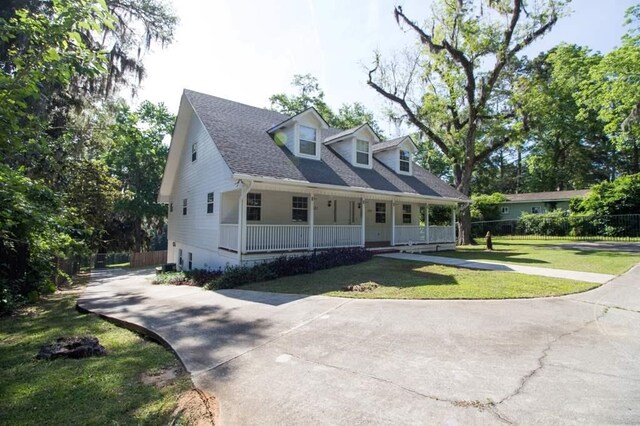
left=212, top=247, right=373, bottom=290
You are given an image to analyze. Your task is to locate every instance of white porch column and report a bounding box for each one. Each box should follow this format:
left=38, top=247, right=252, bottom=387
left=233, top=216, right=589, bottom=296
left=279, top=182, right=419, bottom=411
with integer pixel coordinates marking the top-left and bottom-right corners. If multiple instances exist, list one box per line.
left=360, top=198, right=366, bottom=247
left=425, top=203, right=430, bottom=243
left=237, top=193, right=244, bottom=261
left=391, top=200, right=396, bottom=246
left=309, top=194, right=315, bottom=250
left=452, top=204, right=457, bottom=244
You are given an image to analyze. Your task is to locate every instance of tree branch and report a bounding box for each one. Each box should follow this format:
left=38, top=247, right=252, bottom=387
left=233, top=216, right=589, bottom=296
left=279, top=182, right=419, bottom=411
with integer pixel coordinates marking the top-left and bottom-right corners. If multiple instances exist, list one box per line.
left=367, top=58, right=450, bottom=157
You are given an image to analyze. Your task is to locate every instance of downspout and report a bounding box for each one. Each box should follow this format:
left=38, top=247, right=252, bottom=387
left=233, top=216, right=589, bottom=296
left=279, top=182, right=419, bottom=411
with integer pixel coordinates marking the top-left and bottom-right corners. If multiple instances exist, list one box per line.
left=237, top=179, right=254, bottom=264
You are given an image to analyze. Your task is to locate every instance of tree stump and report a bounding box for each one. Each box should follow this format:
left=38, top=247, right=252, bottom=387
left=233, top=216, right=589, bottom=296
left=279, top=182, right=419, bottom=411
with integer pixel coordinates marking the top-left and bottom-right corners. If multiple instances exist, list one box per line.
left=485, top=231, right=493, bottom=251
left=36, top=336, right=106, bottom=360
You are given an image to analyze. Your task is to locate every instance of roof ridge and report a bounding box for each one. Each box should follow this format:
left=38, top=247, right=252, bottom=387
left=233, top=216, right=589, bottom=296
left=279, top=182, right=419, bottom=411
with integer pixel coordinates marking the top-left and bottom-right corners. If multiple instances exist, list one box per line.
left=183, top=89, right=290, bottom=121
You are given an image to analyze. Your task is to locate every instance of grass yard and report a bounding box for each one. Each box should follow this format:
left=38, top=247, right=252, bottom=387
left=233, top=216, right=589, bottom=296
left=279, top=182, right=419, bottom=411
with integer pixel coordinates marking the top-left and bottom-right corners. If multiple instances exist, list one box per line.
left=0, top=276, right=193, bottom=425
left=240, top=257, right=599, bottom=299
left=430, top=239, right=640, bottom=275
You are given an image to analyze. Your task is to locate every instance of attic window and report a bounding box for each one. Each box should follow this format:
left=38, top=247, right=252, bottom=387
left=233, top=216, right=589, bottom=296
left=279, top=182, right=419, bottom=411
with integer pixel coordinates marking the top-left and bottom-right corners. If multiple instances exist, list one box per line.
left=356, top=140, right=370, bottom=165
left=299, top=125, right=317, bottom=156
left=399, top=150, right=410, bottom=172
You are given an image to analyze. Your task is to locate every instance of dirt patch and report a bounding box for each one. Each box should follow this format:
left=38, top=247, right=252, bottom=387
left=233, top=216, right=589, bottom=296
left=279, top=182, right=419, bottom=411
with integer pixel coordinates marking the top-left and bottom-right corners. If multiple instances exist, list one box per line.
left=342, top=282, right=380, bottom=292
left=142, top=367, right=218, bottom=425
left=172, top=388, right=218, bottom=425
left=141, top=367, right=182, bottom=387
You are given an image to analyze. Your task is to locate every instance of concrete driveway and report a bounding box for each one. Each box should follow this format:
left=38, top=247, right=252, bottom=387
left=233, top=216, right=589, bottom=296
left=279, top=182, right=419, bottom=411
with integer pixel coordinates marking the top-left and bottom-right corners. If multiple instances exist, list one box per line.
left=79, top=265, right=640, bottom=425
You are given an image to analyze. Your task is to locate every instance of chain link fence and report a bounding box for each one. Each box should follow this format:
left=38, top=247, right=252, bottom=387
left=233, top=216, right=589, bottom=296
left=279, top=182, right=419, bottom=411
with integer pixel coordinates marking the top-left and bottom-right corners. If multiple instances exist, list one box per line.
left=472, top=214, right=640, bottom=241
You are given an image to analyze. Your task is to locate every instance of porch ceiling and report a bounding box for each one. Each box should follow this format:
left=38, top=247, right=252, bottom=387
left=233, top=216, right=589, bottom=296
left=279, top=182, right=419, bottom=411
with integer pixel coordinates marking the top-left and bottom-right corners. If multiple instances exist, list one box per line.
left=232, top=180, right=458, bottom=205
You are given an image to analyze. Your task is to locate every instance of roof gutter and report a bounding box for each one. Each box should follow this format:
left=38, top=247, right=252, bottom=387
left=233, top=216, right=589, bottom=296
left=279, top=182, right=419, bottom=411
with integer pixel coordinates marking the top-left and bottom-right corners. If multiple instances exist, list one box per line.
left=232, top=173, right=469, bottom=204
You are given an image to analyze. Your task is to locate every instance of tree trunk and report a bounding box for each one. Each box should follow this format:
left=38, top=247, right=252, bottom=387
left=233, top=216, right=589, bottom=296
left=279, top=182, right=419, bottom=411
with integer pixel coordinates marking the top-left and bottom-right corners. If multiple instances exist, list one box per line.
left=454, top=162, right=473, bottom=245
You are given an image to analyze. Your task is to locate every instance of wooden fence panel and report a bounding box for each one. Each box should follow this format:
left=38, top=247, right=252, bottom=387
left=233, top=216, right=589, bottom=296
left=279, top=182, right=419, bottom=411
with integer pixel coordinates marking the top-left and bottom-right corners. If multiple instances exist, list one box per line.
left=130, top=250, right=167, bottom=268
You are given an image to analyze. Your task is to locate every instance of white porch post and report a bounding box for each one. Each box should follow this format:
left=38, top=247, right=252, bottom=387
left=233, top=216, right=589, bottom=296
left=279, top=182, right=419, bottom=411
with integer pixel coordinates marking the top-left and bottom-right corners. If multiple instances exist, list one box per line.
left=425, top=203, right=430, bottom=243
left=452, top=204, right=457, bottom=244
left=360, top=198, right=366, bottom=247
left=309, top=194, right=315, bottom=250
left=391, top=200, right=396, bottom=246
left=237, top=192, right=244, bottom=261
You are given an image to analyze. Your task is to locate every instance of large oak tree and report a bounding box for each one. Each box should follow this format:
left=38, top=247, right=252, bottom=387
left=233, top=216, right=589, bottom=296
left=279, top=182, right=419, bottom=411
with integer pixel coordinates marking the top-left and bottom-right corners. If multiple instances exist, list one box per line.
left=367, top=0, right=566, bottom=244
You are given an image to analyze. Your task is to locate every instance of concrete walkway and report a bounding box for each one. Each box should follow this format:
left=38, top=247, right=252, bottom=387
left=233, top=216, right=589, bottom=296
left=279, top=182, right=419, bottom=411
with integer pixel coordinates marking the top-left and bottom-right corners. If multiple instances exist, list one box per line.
left=378, top=252, right=616, bottom=283
left=78, top=264, right=640, bottom=425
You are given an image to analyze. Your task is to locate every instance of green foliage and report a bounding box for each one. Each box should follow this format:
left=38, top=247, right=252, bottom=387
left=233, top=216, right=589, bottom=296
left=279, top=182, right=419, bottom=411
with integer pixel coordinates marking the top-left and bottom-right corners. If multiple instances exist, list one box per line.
left=573, top=173, right=640, bottom=216
left=103, top=101, right=174, bottom=252
left=270, top=74, right=384, bottom=136
left=470, top=193, right=507, bottom=222
left=212, top=248, right=373, bottom=290
left=516, top=210, right=571, bottom=236
left=0, top=0, right=176, bottom=313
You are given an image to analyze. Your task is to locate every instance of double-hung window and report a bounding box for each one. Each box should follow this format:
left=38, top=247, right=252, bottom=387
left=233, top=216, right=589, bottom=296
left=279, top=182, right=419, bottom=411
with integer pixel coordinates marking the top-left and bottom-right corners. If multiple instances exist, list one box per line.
left=188, top=252, right=193, bottom=271
left=247, top=193, right=262, bottom=221
left=399, top=150, right=411, bottom=172
left=191, top=142, right=197, bottom=162
left=292, top=196, right=308, bottom=222
left=178, top=249, right=183, bottom=270
left=206, top=192, right=214, bottom=214
left=182, top=198, right=188, bottom=215
left=356, top=139, right=370, bottom=166
left=299, top=126, right=317, bottom=156
left=402, top=204, right=412, bottom=224
left=375, top=202, right=386, bottom=223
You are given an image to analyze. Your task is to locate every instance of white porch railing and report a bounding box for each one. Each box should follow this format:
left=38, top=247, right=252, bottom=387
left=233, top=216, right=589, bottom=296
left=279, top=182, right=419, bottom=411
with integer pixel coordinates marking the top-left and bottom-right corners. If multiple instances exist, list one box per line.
left=314, top=225, right=361, bottom=248
left=246, top=224, right=309, bottom=252
left=219, top=224, right=239, bottom=251
left=395, top=225, right=455, bottom=244
left=428, top=225, right=455, bottom=243
left=395, top=225, right=426, bottom=244
left=221, top=224, right=455, bottom=253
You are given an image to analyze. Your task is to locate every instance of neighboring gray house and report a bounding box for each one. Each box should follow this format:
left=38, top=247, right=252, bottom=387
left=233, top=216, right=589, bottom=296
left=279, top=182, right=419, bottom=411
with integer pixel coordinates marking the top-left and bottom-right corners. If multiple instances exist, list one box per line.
left=498, top=190, right=590, bottom=220
left=158, top=90, right=469, bottom=270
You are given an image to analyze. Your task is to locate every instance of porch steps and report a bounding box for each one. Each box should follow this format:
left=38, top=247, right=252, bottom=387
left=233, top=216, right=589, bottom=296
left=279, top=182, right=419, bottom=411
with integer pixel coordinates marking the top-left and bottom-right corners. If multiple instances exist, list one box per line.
left=367, top=247, right=401, bottom=254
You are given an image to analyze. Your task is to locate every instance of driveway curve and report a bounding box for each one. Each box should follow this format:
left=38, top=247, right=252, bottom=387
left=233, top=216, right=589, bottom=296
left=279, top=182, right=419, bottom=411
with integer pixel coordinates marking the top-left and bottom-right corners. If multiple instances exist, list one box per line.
left=78, top=265, right=640, bottom=425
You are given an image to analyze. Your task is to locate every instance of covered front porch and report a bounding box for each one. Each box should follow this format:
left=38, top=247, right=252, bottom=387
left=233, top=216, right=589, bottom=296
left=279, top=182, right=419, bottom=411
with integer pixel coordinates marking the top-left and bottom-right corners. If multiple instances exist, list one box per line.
left=217, top=182, right=457, bottom=256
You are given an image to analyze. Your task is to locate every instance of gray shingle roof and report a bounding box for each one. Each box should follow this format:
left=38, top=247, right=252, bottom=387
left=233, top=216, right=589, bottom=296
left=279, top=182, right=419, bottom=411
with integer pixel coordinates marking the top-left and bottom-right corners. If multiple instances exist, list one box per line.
left=185, top=89, right=468, bottom=201
left=504, top=190, right=590, bottom=203
left=372, top=136, right=412, bottom=152
left=323, top=124, right=366, bottom=143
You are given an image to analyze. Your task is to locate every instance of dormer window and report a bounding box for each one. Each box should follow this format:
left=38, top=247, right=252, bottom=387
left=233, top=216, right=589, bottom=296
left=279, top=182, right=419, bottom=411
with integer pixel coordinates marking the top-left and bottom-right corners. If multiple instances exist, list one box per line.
left=399, top=150, right=411, bottom=173
left=356, top=139, right=370, bottom=166
left=299, top=125, right=317, bottom=156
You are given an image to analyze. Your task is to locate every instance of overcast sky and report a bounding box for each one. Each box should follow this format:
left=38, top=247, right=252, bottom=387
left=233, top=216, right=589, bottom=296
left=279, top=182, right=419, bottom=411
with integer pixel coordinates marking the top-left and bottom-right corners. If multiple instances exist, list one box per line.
left=136, top=0, right=635, bottom=132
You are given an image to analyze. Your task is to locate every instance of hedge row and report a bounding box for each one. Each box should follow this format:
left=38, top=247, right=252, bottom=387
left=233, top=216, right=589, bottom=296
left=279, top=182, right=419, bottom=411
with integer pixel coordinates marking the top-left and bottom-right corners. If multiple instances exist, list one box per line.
left=153, top=247, right=373, bottom=290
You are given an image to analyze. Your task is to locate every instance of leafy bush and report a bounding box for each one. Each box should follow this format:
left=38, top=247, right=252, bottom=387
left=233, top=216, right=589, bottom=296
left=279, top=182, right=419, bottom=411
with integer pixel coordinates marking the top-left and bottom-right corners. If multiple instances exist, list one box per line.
left=471, top=193, right=507, bottom=221
left=153, top=268, right=223, bottom=287
left=572, top=173, right=640, bottom=216
left=212, top=247, right=373, bottom=290
left=516, top=210, right=570, bottom=236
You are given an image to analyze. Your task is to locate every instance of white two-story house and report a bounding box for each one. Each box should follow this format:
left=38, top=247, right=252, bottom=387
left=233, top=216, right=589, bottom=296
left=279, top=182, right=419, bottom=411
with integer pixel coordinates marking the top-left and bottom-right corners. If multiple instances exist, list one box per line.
left=158, top=90, right=469, bottom=270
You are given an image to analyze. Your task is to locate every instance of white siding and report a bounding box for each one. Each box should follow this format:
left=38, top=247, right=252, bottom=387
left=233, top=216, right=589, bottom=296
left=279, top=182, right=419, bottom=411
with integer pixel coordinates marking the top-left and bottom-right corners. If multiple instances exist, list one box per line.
left=167, top=105, right=236, bottom=268
left=332, top=138, right=353, bottom=164
left=375, top=149, right=398, bottom=172
left=273, top=125, right=296, bottom=155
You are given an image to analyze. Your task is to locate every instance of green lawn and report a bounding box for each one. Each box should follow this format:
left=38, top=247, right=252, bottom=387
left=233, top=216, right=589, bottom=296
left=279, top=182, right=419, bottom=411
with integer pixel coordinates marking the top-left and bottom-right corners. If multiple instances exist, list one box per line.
left=430, top=239, right=640, bottom=275
left=240, top=257, right=599, bottom=299
left=0, top=277, right=191, bottom=425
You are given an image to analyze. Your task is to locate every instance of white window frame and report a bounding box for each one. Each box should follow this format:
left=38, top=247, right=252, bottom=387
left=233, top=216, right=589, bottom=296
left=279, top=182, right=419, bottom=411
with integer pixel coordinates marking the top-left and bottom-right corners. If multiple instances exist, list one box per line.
left=399, top=150, right=411, bottom=174
left=191, top=142, right=197, bottom=162
left=402, top=204, right=412, bottom=224
left=182, top=198, right=188, bottom=215
left=375, top=202, right=386, bottom=224
left=291, top=196, right=308, bottom=222
left=178, top=249, right=183, bottom=270
left=188, top=252, right=193, bottom=271
left=298, top=125, right=318, bottom=158
left=531, top=206, right=541, bottom=214
left=355, top=139, right=370, bottom=166
left=247, top=193, right=262, bottom=221
left=501, top=206, right=509, bottom=214
left=206, top=192, right=214, bottom=214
